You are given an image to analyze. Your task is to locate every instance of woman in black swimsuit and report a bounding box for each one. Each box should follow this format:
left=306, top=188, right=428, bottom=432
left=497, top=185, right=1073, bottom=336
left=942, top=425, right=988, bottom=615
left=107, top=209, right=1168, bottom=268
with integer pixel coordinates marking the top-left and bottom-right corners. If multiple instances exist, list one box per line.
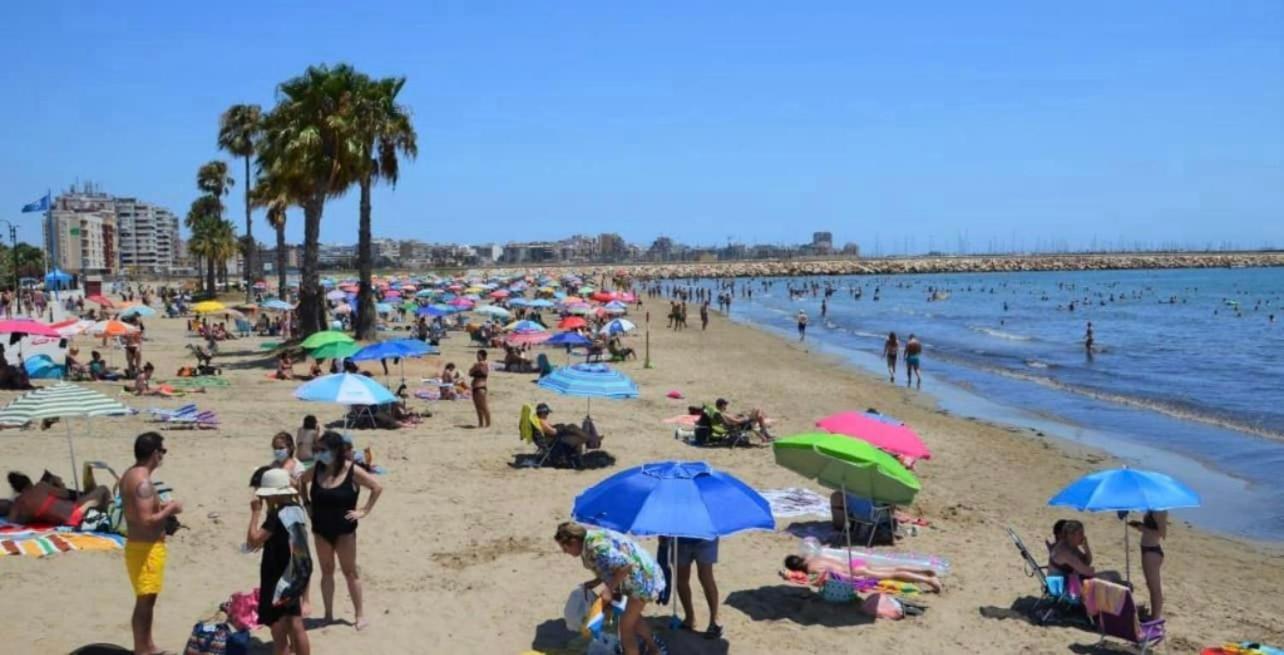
left=299, top=431, right=383, bottom=630
left=470, top=349, right=491, bottom=428
left=1130, top=510, right=1167, bottom=619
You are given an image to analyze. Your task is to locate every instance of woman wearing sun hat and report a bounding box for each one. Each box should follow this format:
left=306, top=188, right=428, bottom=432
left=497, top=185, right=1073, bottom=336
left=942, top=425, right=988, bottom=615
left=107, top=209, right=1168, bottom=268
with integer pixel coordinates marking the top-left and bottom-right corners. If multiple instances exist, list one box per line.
left=246, top=468, right=313, bottom=655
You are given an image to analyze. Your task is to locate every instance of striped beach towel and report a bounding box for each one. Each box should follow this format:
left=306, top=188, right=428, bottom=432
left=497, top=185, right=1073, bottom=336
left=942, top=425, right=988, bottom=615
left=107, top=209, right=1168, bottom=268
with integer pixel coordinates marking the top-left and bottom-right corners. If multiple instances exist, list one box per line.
left=0, top=519, right=125, bottom=557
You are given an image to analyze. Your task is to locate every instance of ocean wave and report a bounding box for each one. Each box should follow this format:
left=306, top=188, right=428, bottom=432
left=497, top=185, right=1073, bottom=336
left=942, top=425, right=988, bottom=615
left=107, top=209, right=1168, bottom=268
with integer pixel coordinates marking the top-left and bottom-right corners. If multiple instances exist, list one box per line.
left=1025, top=360, right=1050, bottom=369
left=971, top=326, right=1033, bottom=341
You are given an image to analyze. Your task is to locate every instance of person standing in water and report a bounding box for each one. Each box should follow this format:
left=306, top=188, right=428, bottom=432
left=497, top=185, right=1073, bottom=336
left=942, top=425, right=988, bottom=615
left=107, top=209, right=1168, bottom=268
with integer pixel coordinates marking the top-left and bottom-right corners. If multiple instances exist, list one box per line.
left=882, top=332, right=899, bottom=383
left=904, top=334, right=922, bottom=389
left=1084, top=321, right=1095, bottom=357
left=796, top=310, right=808, bottom=342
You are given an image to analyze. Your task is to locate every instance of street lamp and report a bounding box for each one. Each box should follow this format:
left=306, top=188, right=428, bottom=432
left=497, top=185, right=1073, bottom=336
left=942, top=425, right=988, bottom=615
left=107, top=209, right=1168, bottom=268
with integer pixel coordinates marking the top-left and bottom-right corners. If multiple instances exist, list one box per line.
left=0, top=219, right=19, bottom=293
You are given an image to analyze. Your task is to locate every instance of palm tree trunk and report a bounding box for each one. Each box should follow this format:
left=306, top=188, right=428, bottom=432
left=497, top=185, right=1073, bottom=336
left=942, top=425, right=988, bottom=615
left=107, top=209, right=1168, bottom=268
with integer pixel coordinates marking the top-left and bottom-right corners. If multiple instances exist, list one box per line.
left=355, top=177, right=376, bottom=340
left=297, top=195, right=326, bottom=337
left=275, top=224, right=287, bottom=303
left=243, top=155, right=254, bottom=303
left=206, top=255, right=216, bottom=299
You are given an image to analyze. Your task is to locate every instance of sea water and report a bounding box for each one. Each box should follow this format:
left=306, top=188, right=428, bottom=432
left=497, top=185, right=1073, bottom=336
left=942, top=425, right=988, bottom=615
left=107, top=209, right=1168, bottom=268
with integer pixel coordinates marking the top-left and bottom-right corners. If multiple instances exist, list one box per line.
left=675, top=267, right=1284, bottom=541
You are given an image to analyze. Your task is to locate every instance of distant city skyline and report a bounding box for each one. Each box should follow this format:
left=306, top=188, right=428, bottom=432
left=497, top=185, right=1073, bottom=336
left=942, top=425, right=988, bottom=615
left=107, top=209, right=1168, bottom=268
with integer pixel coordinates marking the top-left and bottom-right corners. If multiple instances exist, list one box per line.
left=3, top=3, right=1282, bottom=252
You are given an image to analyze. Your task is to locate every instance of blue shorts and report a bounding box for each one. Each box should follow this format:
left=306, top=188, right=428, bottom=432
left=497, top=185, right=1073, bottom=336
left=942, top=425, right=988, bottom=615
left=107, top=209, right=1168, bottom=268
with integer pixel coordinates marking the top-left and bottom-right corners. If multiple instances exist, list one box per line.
left=906, top=355, right=920, bottom=368
left=676, top=538, right=719, bottom=566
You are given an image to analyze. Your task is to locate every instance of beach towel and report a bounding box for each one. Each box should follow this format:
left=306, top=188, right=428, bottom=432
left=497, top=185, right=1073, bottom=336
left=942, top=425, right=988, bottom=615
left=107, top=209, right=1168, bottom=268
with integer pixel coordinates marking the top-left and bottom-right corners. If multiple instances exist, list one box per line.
left=165, top=376, right=230, bottom=390
left=760, top=487, right=832, bottom=519
left=0, top=519, right=125, bottom=557
left=1083, top=578, right=1129, bottom=618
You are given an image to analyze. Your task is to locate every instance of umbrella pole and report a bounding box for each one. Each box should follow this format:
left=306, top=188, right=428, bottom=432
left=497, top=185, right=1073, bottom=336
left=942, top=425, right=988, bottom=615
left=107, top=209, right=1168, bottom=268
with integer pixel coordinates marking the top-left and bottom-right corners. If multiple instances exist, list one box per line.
left=67, top=419, right=79, bottom=489
left=1123, top=514, right=1131, bottom=585
left=842, top=485, right=855, bottom=582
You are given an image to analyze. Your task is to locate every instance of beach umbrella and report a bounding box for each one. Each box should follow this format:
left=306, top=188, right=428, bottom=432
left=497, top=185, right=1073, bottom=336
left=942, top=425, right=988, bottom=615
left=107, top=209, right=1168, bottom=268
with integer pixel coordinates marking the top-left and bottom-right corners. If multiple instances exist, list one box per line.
left=557, top=316, right=587, bottom=330
left=506, top=331, right=553, bottom=347
left=326, top=290, right=348, bottom=301
left=50, top=319, right=93, bottom=337
left=301, top=330, right=355, bottom=350
left=599, top=318, right=636, bottom=335
left=86, top=294, right=114, bottom=308
left=375, top=303, right=394, bottom=315
left=504, top=320, right=546, bottom=333
left=119, top=305, right=156, bottom=319
left=573, top=461, right=774, bottom=539
left=528, top=299, right=555, bottom=309
left=475, top=305, right=511, bottom=319
left=816, top=411, right=932, bottom=462
left=566, top=304, right=592, bottom=316
left=295, top=373, right=396, bottom=405
left=448, top=297, right=475, bottom=308
left=544, top=331, right=592, bottom=363
left=1048, top=467, right=1201, bottom=583
left=260, top=299, right=294, bottom=312
left=415, top=289, right=436, bottom=298
left=489, top=289, right=510, bottom=299
left=351, top=339, right=437, bottom=381
left=192, top=300, right=227, bottom=314
left=774, top=432, right=922, bottom=581
left=332, top=304, right=353, bottom=315
left=87, top=319, right=139, bottom=337
left=309, top=341, right=361, bottom=360
left=537, top=363, right=638, bottom=416
left=0, top=382, right=131, bottom=488
left=0, top=318, right=61, bottom=338
left=417, top=304, right=452, bottom=318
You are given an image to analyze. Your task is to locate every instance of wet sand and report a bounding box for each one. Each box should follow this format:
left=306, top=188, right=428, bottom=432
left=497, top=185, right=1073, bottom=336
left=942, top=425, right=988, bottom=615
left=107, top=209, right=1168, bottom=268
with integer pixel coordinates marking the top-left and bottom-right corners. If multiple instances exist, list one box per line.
left=1, top=307, right=1281, bottom=654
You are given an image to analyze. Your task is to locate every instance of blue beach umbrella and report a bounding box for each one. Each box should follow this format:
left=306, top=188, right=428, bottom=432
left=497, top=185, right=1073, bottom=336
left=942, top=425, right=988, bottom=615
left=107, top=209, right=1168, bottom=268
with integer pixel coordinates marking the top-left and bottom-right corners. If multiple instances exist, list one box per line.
left=505, top=319, right=546, bottom=333
left=351, top=339, right=437, bottom=381
left=537, top=363, right=637, bottom=416
left=119, top=305, right=156, bottom=318
left=572, top=461, right=774, bottom=540
left=545, top=331, right=592, bottom=348
left=260, top=299, right=294, bottom=312
left=295, top=373, right=396, bottom=406
left=1049, top=467, right=1200, bottom=583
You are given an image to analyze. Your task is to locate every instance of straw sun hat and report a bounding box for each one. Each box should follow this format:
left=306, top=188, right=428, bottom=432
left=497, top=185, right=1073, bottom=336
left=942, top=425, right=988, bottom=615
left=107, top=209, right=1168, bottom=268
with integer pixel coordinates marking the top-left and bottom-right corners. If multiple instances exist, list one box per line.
left=255, top=468, right=298, bottom=498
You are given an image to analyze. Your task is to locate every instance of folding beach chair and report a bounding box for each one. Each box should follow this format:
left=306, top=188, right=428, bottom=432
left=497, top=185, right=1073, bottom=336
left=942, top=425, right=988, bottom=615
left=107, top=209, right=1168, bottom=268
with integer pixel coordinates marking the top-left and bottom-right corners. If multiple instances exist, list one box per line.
left=1005, top=526, right=1081, bottom=624
left=147, top=404, right=198, bottom=422
left=845, top=494, right=895, bottom=546
left=517, top=403, right=554, bottom=468
left=164, top=410, right=219, bottom=430
left=694, top=405, right=751, bottom=447
left=1082, top=578, right=1165, bottom=654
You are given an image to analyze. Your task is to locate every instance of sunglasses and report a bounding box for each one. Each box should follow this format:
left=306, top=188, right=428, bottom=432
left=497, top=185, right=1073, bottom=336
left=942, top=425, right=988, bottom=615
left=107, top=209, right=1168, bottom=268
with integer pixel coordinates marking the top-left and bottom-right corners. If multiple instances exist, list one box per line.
left=159, top=448, right=168, bottom=455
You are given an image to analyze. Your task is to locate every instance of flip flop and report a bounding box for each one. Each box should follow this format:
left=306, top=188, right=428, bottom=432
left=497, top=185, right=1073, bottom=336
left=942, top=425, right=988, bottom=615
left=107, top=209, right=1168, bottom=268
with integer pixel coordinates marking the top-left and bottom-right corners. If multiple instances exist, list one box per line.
left=703, top=623, right=723, bottom=640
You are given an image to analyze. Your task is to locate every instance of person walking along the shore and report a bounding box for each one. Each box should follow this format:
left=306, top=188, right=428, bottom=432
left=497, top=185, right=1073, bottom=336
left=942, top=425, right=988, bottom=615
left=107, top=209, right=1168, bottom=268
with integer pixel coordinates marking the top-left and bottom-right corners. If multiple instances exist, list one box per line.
left=904, top=334, right=922, bottom=389
left=796, top=310, right=808, bottom=341
left=122, top=433, right=183, bottom=655
left=883, top=332, right=899, bottom=383
left=299, top=431, right=383, bottom=630
left=470, top=349, right=491, bottom=428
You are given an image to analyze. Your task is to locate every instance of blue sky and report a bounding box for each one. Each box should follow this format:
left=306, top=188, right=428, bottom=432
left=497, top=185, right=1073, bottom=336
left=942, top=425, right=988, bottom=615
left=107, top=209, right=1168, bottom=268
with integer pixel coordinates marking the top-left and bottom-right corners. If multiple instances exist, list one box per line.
left=2, top=2, right=1281, bottom=253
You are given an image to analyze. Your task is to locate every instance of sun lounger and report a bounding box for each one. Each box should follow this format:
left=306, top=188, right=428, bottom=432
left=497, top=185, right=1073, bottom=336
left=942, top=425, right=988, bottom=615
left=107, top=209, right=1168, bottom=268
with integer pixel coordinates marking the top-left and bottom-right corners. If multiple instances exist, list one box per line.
left=1082, top=578, right=1165, bottom=654
left=147, top=404, right=198, bottom=422
left=1006, top=526, right=1082, bottom=624
left=163, top=409, right=219, bottom=430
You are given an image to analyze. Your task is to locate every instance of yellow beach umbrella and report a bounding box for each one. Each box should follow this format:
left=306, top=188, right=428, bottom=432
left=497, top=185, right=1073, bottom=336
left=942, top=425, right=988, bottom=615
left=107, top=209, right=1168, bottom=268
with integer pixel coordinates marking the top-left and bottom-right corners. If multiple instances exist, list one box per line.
left=193, top=300, right=227, bottom=314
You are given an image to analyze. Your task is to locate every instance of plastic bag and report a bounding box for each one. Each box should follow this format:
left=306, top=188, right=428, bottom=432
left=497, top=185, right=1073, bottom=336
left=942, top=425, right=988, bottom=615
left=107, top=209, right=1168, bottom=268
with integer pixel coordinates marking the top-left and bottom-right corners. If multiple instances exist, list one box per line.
left=563, top=587, right=595, bottom=632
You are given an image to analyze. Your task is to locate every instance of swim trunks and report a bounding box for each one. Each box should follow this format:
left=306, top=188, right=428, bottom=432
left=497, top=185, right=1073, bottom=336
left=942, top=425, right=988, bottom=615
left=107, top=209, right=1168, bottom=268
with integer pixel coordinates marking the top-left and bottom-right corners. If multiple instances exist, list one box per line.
left=906, top=355, right=920, bottom=367
left=125, top=540, right=167, bottom=596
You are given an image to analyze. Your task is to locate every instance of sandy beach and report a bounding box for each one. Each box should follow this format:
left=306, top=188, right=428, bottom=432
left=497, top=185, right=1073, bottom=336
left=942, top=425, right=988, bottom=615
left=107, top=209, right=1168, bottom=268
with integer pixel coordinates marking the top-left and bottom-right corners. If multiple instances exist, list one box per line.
left=2, top=305, right=1281, bottom=655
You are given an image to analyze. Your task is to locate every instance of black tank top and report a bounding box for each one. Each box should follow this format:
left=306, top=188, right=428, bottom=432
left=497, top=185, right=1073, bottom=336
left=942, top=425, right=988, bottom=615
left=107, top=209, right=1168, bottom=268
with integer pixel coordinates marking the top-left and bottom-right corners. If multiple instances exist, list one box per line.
left=309, top=462, right=359, bottom=538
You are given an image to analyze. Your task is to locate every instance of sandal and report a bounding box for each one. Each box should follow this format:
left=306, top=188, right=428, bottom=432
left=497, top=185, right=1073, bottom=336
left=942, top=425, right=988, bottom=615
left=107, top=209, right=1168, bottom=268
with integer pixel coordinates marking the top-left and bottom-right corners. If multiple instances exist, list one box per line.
left=703, top=623, right=723, bottom=640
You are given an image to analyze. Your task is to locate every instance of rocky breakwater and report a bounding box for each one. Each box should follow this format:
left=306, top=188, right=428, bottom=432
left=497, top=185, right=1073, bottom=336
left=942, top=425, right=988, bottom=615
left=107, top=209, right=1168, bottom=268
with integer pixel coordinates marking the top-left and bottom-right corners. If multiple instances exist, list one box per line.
left=598, top=251, right=1284, bottom=280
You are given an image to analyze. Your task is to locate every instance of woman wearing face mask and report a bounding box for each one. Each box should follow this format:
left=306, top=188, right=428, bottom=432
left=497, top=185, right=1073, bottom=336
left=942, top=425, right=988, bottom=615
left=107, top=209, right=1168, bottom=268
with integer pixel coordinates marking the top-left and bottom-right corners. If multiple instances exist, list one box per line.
left=269, top=432, right=303, bottom=479
left=298, top=431, right=382, bottom=630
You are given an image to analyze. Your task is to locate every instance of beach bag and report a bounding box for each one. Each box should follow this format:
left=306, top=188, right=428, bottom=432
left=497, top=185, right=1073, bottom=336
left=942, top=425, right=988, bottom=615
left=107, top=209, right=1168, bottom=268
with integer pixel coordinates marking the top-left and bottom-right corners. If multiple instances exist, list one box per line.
left=819, top=577, right=856, bottom=603
left=861, top=593, right=905, bottom=620
left=182, top=621, right=249, bottom=655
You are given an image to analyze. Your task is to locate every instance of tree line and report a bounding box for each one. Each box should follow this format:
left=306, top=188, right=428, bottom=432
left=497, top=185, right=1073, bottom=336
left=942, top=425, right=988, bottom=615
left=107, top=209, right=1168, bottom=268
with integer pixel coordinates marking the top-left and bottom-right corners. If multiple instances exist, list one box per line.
left=190, top=63, right=417, bottom=340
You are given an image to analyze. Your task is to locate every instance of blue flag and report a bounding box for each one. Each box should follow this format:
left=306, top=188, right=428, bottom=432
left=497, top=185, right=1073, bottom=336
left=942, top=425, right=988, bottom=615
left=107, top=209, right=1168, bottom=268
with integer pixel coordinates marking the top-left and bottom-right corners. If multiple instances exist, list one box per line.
left=21, top=192, right=50, bottom=213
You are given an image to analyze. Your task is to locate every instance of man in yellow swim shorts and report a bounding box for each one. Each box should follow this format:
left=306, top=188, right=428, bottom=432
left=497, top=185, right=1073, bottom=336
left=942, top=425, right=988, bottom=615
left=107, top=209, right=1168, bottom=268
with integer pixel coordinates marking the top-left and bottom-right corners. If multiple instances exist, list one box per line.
left=122, top=433, right=183, bottom=655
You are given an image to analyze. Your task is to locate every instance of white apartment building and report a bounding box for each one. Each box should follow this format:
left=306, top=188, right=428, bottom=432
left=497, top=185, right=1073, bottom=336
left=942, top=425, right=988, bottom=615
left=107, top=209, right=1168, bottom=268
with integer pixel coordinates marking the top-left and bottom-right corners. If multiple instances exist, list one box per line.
left=46, top=187, right=118, bottom=275
left=116, top=197, right=180, bottom=274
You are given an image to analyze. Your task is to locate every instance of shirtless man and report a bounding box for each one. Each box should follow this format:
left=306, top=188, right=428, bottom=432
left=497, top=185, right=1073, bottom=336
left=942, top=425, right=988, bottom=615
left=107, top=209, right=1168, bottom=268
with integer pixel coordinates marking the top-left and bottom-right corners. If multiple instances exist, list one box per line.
left=904, top=334, right=923, bottom=389
left=6, top=471, right=111, bottom=527
left=121, top=432, right=183, bottom=655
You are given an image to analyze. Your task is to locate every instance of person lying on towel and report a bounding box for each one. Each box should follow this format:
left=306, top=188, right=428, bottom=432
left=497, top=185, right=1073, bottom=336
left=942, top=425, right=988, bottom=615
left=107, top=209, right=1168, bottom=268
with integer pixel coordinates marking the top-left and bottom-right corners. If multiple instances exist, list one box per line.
left=783, top=553, right=942, bottom=592
left=6, top=471, right=112, bottom=528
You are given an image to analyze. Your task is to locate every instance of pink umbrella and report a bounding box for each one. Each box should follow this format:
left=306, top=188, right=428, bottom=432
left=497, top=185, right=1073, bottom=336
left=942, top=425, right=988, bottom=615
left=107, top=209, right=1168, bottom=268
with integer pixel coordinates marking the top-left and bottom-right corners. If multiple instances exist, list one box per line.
left=384, top=291, right=402, bottom=299
left=490, top=289, right=510, bottom=299
left=448, top=297, right=475, bottom=308
left=0, top=319, right=61, bottom=338
left=815, top=411, right=932, bottom=461
left=505, top=331, right=553, bottom=346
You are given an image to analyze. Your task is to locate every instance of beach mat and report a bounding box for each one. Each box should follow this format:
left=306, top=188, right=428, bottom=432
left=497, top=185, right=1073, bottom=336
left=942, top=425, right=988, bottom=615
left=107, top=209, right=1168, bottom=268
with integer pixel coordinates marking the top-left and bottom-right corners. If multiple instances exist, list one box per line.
left=0, top=519, right=125, bottom=557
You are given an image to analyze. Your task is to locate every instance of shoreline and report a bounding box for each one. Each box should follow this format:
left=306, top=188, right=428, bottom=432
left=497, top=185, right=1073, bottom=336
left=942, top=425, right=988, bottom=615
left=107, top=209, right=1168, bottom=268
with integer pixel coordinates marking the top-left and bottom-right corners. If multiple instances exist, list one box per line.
left=1, top=303, right=1281, bottom=653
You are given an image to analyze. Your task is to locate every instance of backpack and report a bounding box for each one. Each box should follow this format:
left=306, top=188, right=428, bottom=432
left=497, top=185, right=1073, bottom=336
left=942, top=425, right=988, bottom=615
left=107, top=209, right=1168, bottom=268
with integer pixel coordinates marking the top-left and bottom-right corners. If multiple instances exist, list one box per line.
left=183, top=621, right=249, bottom=655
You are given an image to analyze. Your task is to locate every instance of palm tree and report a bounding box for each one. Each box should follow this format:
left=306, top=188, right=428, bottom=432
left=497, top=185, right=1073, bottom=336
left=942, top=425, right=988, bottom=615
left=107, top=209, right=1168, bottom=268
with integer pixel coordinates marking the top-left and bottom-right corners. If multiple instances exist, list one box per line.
left=197, top=160, right=234, bottom=200
left=257, top=64, right=363, bottom=337
left=218, top=104, right=263, bottom=301
left=186, top=197, right=223, bottom=295
left=349, top=75, right=418, bottom=340
left=250, top=174, right=292, bottom=299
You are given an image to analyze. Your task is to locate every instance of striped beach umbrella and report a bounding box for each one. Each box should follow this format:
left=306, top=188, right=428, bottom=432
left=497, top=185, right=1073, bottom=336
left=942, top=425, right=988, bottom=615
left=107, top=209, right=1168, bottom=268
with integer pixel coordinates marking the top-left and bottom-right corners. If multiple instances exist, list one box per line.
left=87, top=319, right=139, bottom=337
left=537, top=363, right=638, bottom=416
left=0, top=383, right=132, bottom=488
